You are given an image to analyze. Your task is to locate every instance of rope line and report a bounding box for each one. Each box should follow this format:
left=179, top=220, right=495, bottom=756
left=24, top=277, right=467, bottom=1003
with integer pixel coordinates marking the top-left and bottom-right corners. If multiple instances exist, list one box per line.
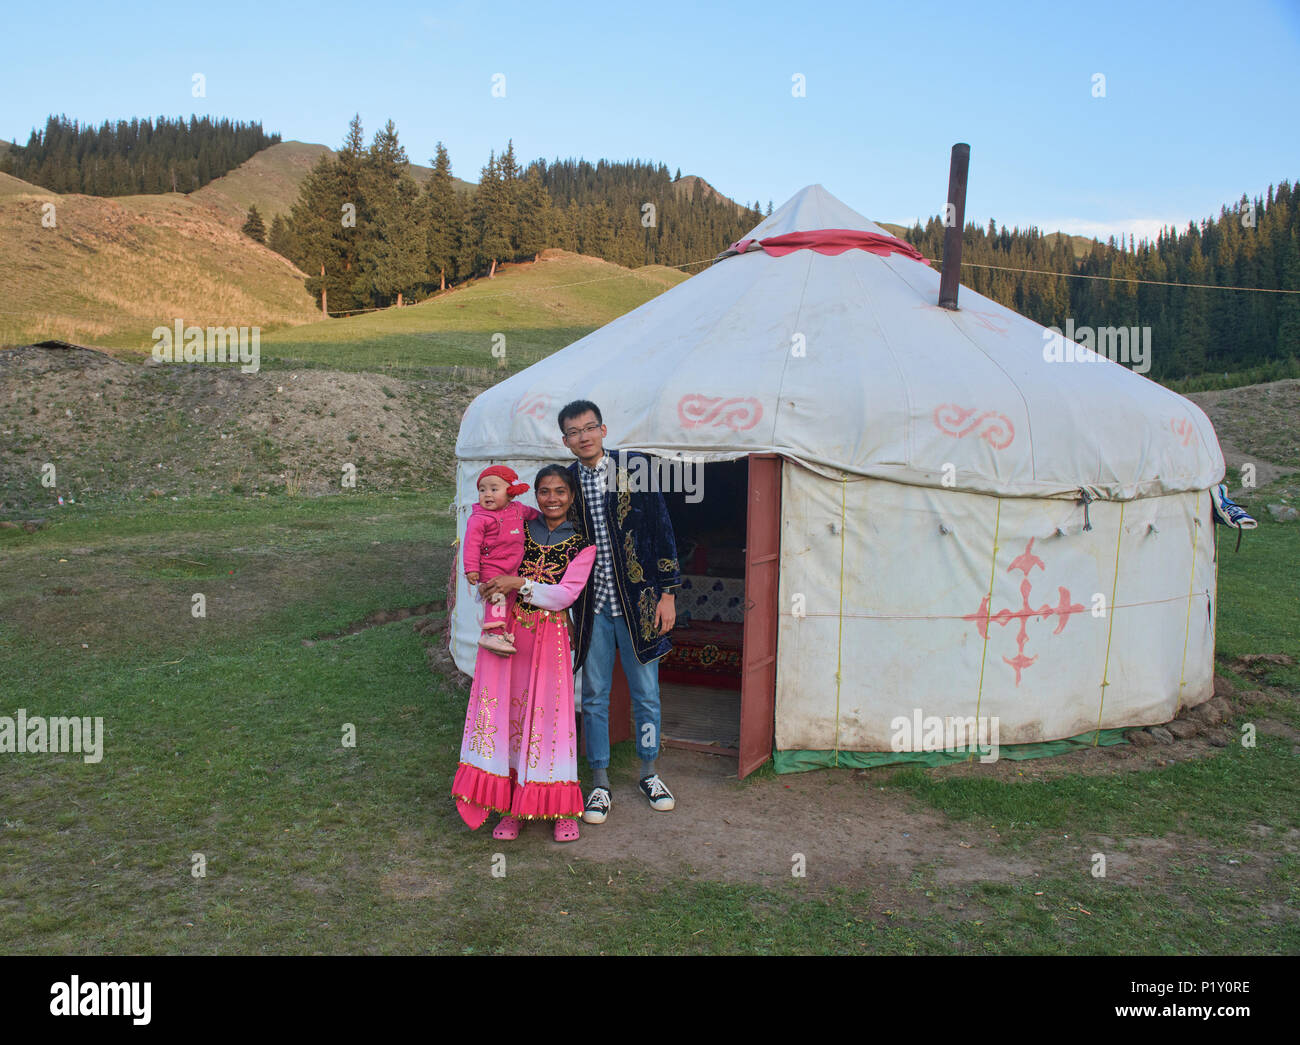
left=922, top=257, right=1300, bottom=295
left=783, top=590, right=1206, bottom=622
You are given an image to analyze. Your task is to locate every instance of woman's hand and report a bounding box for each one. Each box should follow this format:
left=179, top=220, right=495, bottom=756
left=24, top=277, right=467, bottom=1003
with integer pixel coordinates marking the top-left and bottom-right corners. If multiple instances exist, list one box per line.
left=479, top=574, right=526, bottom=599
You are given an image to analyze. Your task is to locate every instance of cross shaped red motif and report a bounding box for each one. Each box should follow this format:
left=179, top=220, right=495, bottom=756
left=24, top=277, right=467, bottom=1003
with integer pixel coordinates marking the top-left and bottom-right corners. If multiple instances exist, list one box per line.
left=962, top=538, right=1086, bottom=685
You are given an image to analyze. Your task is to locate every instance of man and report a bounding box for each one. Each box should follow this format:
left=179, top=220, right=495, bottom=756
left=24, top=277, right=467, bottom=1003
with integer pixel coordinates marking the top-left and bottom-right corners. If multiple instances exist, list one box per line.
left=561, top=399, right=680, bottom=824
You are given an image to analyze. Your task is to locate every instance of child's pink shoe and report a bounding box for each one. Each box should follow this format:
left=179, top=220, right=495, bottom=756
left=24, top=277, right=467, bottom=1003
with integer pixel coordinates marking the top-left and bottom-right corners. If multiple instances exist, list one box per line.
left=553, top=818, right=580, bottom=843
left=478, top=633, right=517, bottom=655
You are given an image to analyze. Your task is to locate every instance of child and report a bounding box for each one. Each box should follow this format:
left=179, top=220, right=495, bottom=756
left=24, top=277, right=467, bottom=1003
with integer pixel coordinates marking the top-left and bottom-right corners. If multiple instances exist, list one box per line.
left=463, top=465, right=539, bottom=655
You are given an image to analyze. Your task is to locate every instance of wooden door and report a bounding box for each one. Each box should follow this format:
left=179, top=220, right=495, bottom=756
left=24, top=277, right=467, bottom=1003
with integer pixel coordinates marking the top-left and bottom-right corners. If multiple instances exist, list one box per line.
left=739, top=454, right=781, bottom=777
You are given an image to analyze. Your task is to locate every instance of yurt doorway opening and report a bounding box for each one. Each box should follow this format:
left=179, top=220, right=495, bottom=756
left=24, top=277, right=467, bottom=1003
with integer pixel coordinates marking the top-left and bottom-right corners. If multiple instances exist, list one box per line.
left=602, top=454, right=780, bottom=777
left=660, top=458, right=748, bottom=753
left=658, top=454, right=781, bottom=775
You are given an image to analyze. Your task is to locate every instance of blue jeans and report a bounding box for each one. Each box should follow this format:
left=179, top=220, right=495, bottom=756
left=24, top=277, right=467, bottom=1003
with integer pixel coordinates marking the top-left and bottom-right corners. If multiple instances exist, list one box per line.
left=580, top=610, right=661, bottom=770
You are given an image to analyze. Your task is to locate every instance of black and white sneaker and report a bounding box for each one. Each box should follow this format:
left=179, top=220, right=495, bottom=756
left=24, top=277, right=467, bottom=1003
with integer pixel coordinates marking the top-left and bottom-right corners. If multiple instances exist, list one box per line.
left=1212, top=483, right=1257, bottom=529
left=638, top=774, right=676, bottom=811
left=582, top=786, right=611, bottom=824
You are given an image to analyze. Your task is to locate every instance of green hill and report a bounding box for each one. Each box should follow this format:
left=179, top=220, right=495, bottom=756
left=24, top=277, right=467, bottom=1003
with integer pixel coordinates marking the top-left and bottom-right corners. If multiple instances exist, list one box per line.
left=193, top=140, right=475, bottom=229
left=191, top=141, right=333, bottom=227
left=0, top=172, right=321, bottom=348
left=672, top=174, right=747, bottom=213
left=1043, top=230, right=1102, bottom=258
left=256, top=248, right=691, bottom=373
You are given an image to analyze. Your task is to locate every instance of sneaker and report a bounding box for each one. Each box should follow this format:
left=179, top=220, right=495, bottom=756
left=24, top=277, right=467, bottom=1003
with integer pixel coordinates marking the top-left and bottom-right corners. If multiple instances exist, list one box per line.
left=638, top=774, right=676, bottom=811
left=582, top=786, right=611, bottom=824
left=1212, top=483, right=1257, bottom=529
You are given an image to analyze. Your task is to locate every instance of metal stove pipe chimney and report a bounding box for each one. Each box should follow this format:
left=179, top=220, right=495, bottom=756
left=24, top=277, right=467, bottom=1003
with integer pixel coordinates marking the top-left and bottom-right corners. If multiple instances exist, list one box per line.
left=938, top=143, right=970, bottom=311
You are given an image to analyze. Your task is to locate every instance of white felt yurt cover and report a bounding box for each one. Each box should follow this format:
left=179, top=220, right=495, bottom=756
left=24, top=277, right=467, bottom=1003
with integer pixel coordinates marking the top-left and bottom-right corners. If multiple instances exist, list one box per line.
left=451, top=186, right=1226, bottom=760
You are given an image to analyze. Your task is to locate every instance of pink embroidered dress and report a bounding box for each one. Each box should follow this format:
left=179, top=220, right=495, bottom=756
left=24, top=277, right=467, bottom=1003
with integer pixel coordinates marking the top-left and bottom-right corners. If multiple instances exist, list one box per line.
left=452, top=522, right=596, bottom=824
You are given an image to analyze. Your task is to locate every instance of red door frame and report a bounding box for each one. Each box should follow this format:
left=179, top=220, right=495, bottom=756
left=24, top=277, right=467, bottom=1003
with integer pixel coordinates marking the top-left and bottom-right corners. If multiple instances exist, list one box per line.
left=739, top=454, right=781, bottom=777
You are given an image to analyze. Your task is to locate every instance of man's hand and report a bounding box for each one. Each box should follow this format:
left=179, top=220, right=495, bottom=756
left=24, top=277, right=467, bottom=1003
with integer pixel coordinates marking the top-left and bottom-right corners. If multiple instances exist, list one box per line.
left=654, top=592, right=676, bottom=635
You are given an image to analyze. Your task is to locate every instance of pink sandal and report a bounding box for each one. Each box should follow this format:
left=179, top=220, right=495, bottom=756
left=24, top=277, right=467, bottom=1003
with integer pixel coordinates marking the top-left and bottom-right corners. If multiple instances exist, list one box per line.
left=479, top=633, right=517, bottom=656
left=553, top=818, right=580, bottom=843
left=492, top=815, right=522, bottom=840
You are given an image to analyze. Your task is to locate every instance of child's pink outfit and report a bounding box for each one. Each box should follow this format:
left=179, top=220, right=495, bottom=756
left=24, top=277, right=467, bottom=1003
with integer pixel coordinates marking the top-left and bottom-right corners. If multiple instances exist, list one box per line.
left=463, top=500, right=540, bottom=632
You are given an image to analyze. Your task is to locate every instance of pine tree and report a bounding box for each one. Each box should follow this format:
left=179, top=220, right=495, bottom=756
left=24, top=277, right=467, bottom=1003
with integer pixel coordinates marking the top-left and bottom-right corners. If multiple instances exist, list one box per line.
left=241, top=204, right=266, bottom=243
left=515, top=168, right=554, bottom=261
left=267, top=213, right=296, bottom=259
left=424, top=141, right=459, bottom=289
left=1177, top=243, right=1212, bottom=377
left=1276, top=229, right=1300, bottom=357
left=0, top=114, right=278, bottom=195
left=578, top=201, right=615, bottom=258
left=290, top=147, right=363, bottom=312
left=340, top=114, right=366, bottom=167
left=353, top=120, right=425, bottom=306
left=473, top=152, right=513, bottom=277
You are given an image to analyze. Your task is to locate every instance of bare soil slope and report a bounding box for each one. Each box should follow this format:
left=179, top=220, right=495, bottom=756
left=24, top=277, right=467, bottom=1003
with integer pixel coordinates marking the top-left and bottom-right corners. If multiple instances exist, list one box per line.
left=0, top=343, right=487, bottom=510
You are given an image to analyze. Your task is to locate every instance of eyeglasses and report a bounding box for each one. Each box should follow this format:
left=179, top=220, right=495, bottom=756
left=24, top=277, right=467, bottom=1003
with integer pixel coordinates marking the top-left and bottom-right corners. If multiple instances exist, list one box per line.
left=563, top=422, right=602, bottom=439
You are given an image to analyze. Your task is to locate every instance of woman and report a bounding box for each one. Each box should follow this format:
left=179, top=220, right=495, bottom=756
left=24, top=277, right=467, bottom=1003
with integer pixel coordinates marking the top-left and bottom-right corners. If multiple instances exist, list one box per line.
left=451, top=464, right=596, bottom=843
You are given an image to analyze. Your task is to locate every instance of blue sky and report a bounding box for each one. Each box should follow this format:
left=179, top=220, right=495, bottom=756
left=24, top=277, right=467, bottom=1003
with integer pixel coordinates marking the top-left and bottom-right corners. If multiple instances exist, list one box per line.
left=2, top=0, right=1296, bottom=242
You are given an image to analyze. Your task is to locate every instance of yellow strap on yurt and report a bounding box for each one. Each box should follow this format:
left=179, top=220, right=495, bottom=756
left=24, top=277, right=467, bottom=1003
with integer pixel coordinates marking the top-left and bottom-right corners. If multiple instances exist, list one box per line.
left=834, top=476, right=848, bottom=766
left=1095, top=501, right=1125, bottom=743
left=1176, top=490, right=1202, bottom=713
left=1213, top=514, right=1219, bottom=632
left=971, top=499, right=1002, bottom=760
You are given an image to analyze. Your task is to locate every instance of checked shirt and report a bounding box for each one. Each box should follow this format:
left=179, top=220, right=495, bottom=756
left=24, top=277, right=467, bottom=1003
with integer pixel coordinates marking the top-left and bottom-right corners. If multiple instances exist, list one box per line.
left=578, top=454, right=621, bottom=617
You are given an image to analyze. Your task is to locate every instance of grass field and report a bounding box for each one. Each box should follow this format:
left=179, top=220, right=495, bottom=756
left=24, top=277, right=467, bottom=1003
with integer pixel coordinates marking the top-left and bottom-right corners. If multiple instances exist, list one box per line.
left=1, top=485, right=1295, bottom=955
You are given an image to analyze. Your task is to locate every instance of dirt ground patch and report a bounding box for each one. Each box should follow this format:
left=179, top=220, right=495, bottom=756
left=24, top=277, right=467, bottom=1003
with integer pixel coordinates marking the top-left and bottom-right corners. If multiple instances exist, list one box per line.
left=548, top=748, right=1040, bottom=891
left=1187, top=379, right=1300, bottom=487
left=427, top=616, right=1295, bottom=915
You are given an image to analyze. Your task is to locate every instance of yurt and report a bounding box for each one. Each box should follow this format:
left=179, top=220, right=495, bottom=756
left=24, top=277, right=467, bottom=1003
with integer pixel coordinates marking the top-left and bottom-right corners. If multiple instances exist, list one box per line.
left=452, top=183, right=1225, bottom=777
